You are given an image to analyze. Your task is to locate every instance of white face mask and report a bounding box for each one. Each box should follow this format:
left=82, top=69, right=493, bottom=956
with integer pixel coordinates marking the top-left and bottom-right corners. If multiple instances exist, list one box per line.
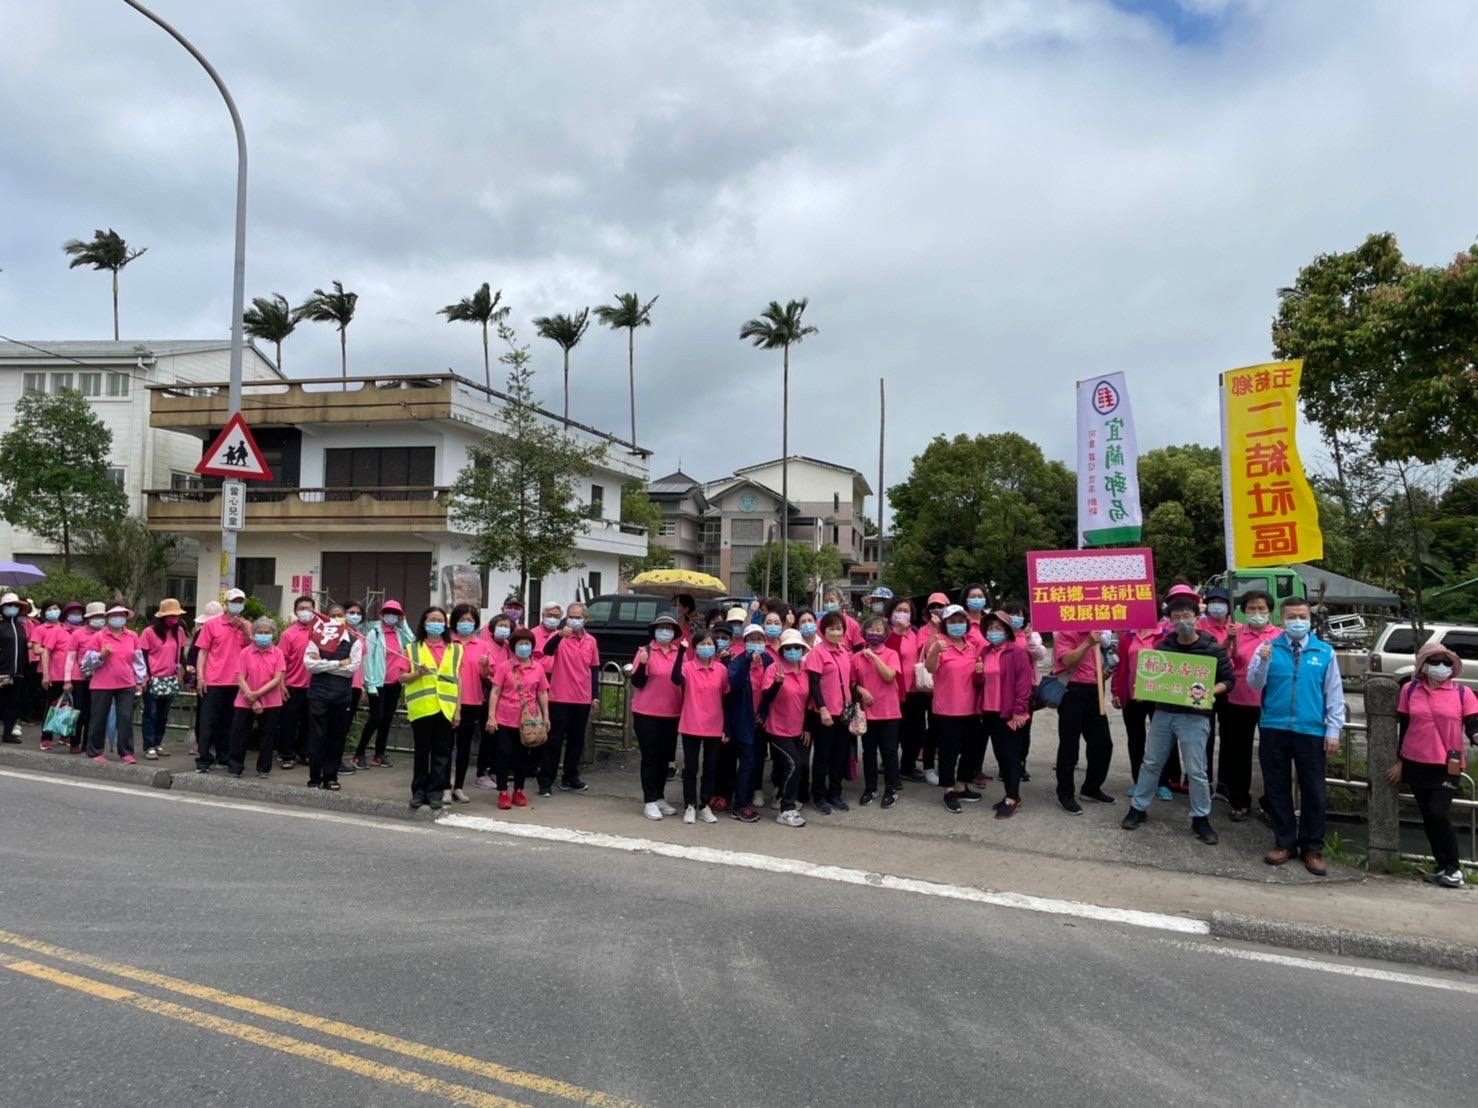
left=1246, top=613, right=1270, bottom=627
left=296, top=609, right=315, bottom=623
left=1426, top=662, right=1454, bottom=683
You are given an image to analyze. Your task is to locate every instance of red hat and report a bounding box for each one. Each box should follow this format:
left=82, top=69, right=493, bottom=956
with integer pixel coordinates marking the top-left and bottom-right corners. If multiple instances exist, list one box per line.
left=381, top=599, right=404, bottom=616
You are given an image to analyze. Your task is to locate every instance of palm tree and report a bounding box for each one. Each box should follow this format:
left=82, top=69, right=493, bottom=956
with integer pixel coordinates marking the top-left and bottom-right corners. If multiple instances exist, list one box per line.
left=531, top=309, right=591, bottom=427
left=438, top=282, right=509, bottom=389
left=592, top=293, right=658, bottom=445
left=294, top=281, right=358, bottom=381
left=242, top=293, right=297, bottom=372
left=61, top=229, right=148, bottom=340
left=739, top=298, right=818, bottom=605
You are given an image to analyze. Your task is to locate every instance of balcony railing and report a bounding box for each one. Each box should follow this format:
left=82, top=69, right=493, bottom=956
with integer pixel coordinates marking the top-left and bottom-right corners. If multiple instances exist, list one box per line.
left=145, top=485, right=451, bottom=532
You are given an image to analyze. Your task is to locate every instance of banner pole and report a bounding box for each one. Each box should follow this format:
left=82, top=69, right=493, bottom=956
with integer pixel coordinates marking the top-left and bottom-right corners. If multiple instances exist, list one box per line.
left=1093, top=638, right=1105, bottom=715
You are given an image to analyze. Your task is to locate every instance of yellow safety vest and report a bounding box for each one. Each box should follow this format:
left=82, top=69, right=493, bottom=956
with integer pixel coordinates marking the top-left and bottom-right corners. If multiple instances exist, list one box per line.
left=404, top=640, right=462, bottom=722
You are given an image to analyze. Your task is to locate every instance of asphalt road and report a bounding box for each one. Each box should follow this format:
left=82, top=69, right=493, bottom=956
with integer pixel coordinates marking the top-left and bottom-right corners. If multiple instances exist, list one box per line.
left=0, top=771, right=1472, bottom=1108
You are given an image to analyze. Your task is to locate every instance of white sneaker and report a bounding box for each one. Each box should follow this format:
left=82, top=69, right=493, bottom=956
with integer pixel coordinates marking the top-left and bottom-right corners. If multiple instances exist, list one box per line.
left=698, top=806, right=718, bottom=824
left=777, top=809, right=806, bottom=827
left=752, top=791, right=765, bottom=809
left=925, top=769, right=940, bottom=786
left=771, top=794, right=783, bottom=811
left=442, top=790, right=453, bottom=804
left=452, top=789, right=471, bottom=803
left=643, top=802, right=663, bottom=821
left=657, top=799, right=677, bottom=816
left=10, top=724, right=21, bottom=738
left=683, top=805, right=697, bottom=824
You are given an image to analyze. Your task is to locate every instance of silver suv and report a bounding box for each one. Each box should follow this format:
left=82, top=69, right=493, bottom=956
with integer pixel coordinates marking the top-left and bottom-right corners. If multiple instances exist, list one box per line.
left=1367, top=622, right=1478, bottom=690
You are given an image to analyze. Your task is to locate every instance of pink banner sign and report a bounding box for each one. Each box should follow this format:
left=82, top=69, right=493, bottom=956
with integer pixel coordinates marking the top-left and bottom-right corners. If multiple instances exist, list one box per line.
left=1026, top=547, right=1159, bottom=633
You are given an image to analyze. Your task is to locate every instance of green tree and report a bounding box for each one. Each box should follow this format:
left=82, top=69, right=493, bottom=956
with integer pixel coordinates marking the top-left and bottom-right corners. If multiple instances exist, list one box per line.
left=449, top=325, right=608, bottom=600
left=1137, top=444, right=1226, bottom=588
left=79, top=515, right=182, bottom=612
left=295, top=280, right=358, bottom=380
left=438, top=282, right=509, bottom=390
left=745, top=541, right=843, bottom=606
left=593, top=292, right=658, bottom=445
left=619, top=481, right=673, bottom=577
left=0, top=390, right=127, bottom=572
left=61, top=228, right=148, bottom=340
left=739, top=298, right=818, bottom=603
left=36, top=568, right=106, bottom=607
left=532, top=309, right=592, bottom=428
left=242, top=293, right=297, bottom=372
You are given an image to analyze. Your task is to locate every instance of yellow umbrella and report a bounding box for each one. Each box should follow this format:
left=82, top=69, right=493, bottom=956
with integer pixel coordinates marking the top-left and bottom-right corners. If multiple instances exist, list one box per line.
left=630, top=569, right=728, bottom=600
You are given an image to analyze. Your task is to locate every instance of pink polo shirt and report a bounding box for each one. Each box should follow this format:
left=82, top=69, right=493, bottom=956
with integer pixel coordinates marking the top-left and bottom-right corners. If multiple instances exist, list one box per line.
left=1196, top=616, right=1233, bottom=647
left=631, top=642, right=683, bottom=718
left=853, top=646, right=902, bottom=721
left=279, top=622, right=312, bottom=689
left=887, top=627, right=919, bottom=695
left=491, top=657, right=548, bottom=730
left=455, top=635, right=490, bottom=706
left=138, top=625, right=186, bottom=680
left=40, top=624, right=75, bottom=682
left=1053, top=631, right=1101, bottom=685
left=1398, top=680, right=1475, bottom=769
left=1227, top=622, right=1280, bottom=707
left=805, top=641, right=854, bottom=716
left=547, top=631, right=599, bottom=704
left=764, top=663, right=810, bottom=737
left=930, top=638, right=982, bottom=717
left=841, top=614, right=864, bottom=651
left=979, top=645, right=1005, bottom=714
left=235, top=645, right=286, bottom=709
left=196, top=616, right=249, bottom=689
left=678, top=658, right=729, bottom=738
left=89, top=627, right=141, bottom=691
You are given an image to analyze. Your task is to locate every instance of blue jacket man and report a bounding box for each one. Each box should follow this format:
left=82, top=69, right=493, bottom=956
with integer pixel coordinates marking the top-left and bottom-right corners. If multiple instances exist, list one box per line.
left=724, top=625, right=772, bottom=823
left=1247, top=598, right=1346, bottom=875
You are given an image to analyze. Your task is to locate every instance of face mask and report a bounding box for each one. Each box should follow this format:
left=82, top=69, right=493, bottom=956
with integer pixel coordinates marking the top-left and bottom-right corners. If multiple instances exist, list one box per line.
left=2, top=606, right=19, bottom=618
left=66, top=614, right=83, bottom=626
left=713, top=637, right=731, bottom=652
left=543, top=617, right=561, bottom=631
left=424, top=622, right=446, bottom=637
left=1207, top=603, right=1228, bottom=619
left=88, top=618, right=106, bottom=630
left=865, top=633, right=887, bottom=647
left=745, top=640, right=766, bottom=656
left=728, top=623, right=744, bottom=637
left=296, top=609, right=315, bottom=624
left=945, top=622, right=967, bottom=638
left=1284, top=619, right=1310, bottom=640
left=347, top=613, right=363, bottom=626
left=967, top=597, right=987, bottom=612
left=566, top=618, right=584, bottom=632
left=654, top=628, right=675, bottom=644
left=515, top=643, right=534, bottom=659
left=503, top=608, right=521, bottom=622
left=1426, top=663, right=1454, bottom=682
left=823, top=602, right=840, bottom=613
left=108, top=616, right=127, bottom=629
left=1247, top=613, right=1270, bottom=627
left=782, top=648, right=804, bottom=663
left=227, top=602, right=245, bottom=615
left=986, top=630, right=1006, bottom=646
left=928, top=608, right=943, bottom=620
left=382, top=614, right=400, bottom=627
left=164, top=616, right=180, bottom=627
left=696, top=644, right=716, bottom=660
left=254, top=633, right=273, bottom=648
left=1009, top=616, right=1024, bottom=630
left=799, top=623, right=816, bottom=638
left=44, top=609, right=60, bottom=622
left=1173, top=617, right=1197, bottom=636
left=870, top=602, right=885, bottom=614
left=493, top=625, right=511, bottom=641
left=764, top=624, right=782, bottom=639
left=456, top=622, right=476, bottom=636
left=892, top=611, right=911, bottom=625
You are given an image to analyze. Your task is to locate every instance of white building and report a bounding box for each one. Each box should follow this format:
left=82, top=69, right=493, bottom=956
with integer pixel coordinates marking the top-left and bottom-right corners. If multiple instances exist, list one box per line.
left=143, top=371, right=649, bottom=619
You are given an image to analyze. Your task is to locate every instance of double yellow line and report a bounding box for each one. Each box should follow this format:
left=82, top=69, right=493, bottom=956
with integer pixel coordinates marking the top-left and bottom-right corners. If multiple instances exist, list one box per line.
left=0, top=929, right=640, bottom=1108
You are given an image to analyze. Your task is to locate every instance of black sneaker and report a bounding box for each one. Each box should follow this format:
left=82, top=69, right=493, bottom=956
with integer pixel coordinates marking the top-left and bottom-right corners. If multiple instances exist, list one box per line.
left=560, top=778, right=589, bottom=793
left=538, top=786, right=553, bottom=798
left=1121, top=807, right=1147, bottom=830
left=958, top=787, right=983, bottom=803
left=1080, top=787, right=1116, bottom=804
left=942, top=791, right=962, bottom=814
left=1191, top=816, right=1219, bottom=845
left=859, top=791, right=876, bottom=806
left=196, top=766, right=210, bottom=774
left=881, top=791, right=897, bottom=809
left=903, top=770, right=926, bottom=784
left=1020, top=764, right=1031, bottom=782
left=666, top=766, right=677, bottom=781
left=409, top=793, right=425, bottom=810
left=427, top=795, right=444, bottom=810
left=829, top=794, right=850, bottom=812
left=812, top=795, right=832, bottom=815
left=1058, top=793, right=1083, bottom=815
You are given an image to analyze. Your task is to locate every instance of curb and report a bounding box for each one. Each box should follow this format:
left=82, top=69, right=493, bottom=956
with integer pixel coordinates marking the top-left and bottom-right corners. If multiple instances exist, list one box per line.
left=0, top=747, right=173, bottom=790
left=1209, top=911, right=1478, bottom=975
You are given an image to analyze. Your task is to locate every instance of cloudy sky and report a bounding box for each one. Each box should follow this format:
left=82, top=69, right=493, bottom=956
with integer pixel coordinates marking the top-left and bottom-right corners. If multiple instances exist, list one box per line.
left=2, top=0, right=1475, bottom=516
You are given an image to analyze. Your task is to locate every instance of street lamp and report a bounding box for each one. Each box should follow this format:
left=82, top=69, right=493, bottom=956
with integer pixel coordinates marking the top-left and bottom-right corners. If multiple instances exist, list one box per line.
left=124, top=0, right=247, bottom=594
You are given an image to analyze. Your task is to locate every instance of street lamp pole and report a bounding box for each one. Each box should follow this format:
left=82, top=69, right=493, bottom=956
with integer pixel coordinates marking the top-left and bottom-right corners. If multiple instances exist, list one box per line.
left=124, top=0, right=247, bottom=595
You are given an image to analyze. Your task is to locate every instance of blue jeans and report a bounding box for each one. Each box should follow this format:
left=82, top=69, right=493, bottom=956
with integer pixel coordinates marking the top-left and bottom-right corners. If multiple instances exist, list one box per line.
left=1258, top=727, right=1327, bottom=852
left=734, top=738, right=759, bottom=808
left=140, top=689, right=173, bottom=750
left=1131, top=710, right=1212, bottom=818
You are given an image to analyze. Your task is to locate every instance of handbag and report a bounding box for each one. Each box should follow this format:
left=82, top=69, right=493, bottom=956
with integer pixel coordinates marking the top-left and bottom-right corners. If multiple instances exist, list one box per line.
left=45, top=693, right=80, bottom=739
left=843, top=700, right=867, bottom=736
left=1031, top=674, right=1068, bottom=711
left=512, top=664, right=548, bottom=748
left=912, top=662, right=934, bottom=693
left=149, top=675, right=180, bottom=698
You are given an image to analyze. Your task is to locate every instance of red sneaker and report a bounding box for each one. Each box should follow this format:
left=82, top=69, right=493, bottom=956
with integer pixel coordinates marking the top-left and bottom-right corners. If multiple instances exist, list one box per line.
left=497, top=791, right=512, bottom=810
left=68, top=745, right=82, bottom=755
left=511, top=789, right=528, bottom=807
left=39, top=739, right=52, bottom=751
left=709, top=796, right=729, bottom=813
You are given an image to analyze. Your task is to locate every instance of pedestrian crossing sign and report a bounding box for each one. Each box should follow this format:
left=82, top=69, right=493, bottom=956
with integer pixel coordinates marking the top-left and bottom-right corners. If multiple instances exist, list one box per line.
left=195, top=413, right=273, bottom=481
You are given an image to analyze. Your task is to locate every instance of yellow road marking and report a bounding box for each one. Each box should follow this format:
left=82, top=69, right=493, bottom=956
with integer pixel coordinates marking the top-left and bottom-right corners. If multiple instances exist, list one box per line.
left=1, top=957, right=527, bottom=1108
left=0, top=930, right=640, bottom=1108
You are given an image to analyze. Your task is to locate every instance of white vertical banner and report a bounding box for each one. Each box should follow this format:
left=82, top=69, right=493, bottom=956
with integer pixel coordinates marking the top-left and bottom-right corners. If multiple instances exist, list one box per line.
left=1076, top=372, right=1143, bottom=548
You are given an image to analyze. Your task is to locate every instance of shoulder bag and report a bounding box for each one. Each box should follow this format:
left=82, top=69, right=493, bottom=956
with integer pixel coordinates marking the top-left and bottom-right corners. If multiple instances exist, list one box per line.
left=513, top=663, right=548, bottom=747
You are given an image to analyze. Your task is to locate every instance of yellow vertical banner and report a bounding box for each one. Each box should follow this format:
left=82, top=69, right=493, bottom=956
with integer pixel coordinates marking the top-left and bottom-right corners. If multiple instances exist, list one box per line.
left=1219, top=359, right=1323, bottom=568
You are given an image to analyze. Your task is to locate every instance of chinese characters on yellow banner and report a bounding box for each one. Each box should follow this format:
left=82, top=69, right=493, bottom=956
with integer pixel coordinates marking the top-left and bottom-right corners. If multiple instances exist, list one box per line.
left=1219, top=359, right=1323, bottom=568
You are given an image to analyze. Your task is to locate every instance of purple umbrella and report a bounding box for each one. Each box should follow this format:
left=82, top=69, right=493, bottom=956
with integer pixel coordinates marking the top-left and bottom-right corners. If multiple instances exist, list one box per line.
left=0, top=561, right=45, bottom=588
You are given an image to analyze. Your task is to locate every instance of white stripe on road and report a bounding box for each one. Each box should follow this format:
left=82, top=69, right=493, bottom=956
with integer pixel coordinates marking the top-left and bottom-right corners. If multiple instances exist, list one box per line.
left=436, top=813, right=1211, bottom=934
left=1157, top=939, right=1478, bottom=995
left=0, top=769, right=432, bottom=834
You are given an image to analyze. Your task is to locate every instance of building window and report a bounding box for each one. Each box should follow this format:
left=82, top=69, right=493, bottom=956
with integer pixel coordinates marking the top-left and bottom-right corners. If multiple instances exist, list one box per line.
left=22, top=373, right=45, bottom=394
left=105, top=467, right=126, bottom=488
left=658, top=520, right=677, bottom=537
left=831, top=525, right=839, bottom=546
left=79, top=372, right=102, bottom=397
left=527, top=578, right=542, bottom=616
left=323, top=446, right=435, bottom=494
left=106, top=372, right=130, bottom=397
left=732, top=518, right=763, bottom=543
left=170, top=471, right=203, bottom=491
left=589, top=484, right=605, bottom=518
left=587, top=570, right=603, bottom=597
left=164, top=575, right=199, bottom=607
left=834, top=493, right=840, bottom=512
left=236, top=557, right=277, bottom=601
left=50, top=372, right=74, bottom=394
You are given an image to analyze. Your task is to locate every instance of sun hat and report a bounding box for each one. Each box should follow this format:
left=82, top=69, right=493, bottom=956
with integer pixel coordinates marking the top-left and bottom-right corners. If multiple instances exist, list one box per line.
left=60, top=600, right=85, bottom=615
left=224, top=587, right=247, bottom=602
left=778, top=628, right=810, bottom=653
left=83, top=601, right=107, bottom=619
left=105, top=603, right=132, bottom=618
left=1414, top=641, right=1462, bottom=678
left=0, top=592, right=31, bottom=615
left=1165, top=584, right=1200, bottom=610
left=649, top=614, right=681, bottom=635
left=194, top=600, right=224, bottom=624
left=726, top=606, right=748, bottom=623
left=866, top=586, right=894, bottom=601
left=380, top=599, right=405, bottom=616
left=154, top=598, right=185, bottom=618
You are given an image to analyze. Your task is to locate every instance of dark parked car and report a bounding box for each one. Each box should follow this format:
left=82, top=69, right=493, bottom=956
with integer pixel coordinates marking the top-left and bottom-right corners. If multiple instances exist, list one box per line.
left=580, top=593, right=672, bottom=665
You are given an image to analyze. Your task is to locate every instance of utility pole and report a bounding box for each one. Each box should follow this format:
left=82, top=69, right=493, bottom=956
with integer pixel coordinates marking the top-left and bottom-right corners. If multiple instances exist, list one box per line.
left=877, top=377, right=886, bottom=584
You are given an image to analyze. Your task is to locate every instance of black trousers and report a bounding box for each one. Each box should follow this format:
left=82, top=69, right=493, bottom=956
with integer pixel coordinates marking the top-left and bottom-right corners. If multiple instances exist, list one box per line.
left=959, top=714, right=987, bottom=785
left=768, top=733, right=803, bottom=812
left=494, top=725, right=536, bottom=791
left=932, top=713, right=974, bottom=788
left=633, top=713, right=679, bottom=803
left=1123, top=699, right=1169, bottom=786
left=1218, top=702, right=1261, bottom=810
left=810, top=717, right=850, bottom=800
left=681, top=734, right=720, bottom=809
left=450, top=703, right=485, bottom=790
left=88, top=687, right=135, bottom=758
left=540, top=701, right=591, bottom=788
left=355, top=684, right=402, bottom=759
left=898, top=693, right=933, bottom=774
left=411, top=713, right=453, bottom=800
left=309, top=697, right=353, bottom=786
left=985, top=711, right=1025, bottom=802
left=1055, top=682, right=1112, bottom=798
left=477, top=712, right=500, bottom=777
left=196, top=686, right=236, bottom=770
left=1405, top=760, right=1462, bottom=873
left=229, top=706, right=280, bottom=775
left=862, top=717, right=901, bottom=795
left=278, top=688, right=312, bottom=764
left=713, top=740, right=739, bottom=804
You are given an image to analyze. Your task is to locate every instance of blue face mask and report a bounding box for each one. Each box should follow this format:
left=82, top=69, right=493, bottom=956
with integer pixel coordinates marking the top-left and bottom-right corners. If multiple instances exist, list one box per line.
left=1283, top=619, right=1311, bottom=640
left=514, top=643, right=533, bottom=659
left=494, top=625, right=512, bottom=641
left=966, top=597, right=987, bottom=612
left=1207, top=603, right=1229, bottom=619
left=543, top=617, right=561, bottom=631
left=456, top=622, right=476, bottom=636
left=986, top=630, right=1006, bottom=646
left=799, top=623, right=817, bottom=638
left=764, top=624, right=782, bottom=639
left=823, top=602, right=840, bottom=613
left=566, top=618, right=585, bottom=631
left=347, top=613, right=363, bottom=626
left=654, top=628, right=675, bottom=643
left=782, top=648, right=804, bottom=663
left=227, top=602, right=245, bottom=615
left=424, top=622, right=446, bottom=637
left=108, top=616, right=127, bottom=629
left=2, top=606, right=19, bottom=618
left=870, top=602, right=885, bottom=614
left=66, top=614, right=83, bottom=626
left=254, top=633, right=273, bottom=648
left=945, top=622, right=968, bottom=638
left=1009, top=616, right=1024, bottom=630
left=696, top=644, right=716, bottom=660
left=44, top=609, right=60, bottom=622
left=745, top=641, right=766, bottom=656
left=713, top=637, right=731, bottom=652
left=382, top=614, right=400, bottom=627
